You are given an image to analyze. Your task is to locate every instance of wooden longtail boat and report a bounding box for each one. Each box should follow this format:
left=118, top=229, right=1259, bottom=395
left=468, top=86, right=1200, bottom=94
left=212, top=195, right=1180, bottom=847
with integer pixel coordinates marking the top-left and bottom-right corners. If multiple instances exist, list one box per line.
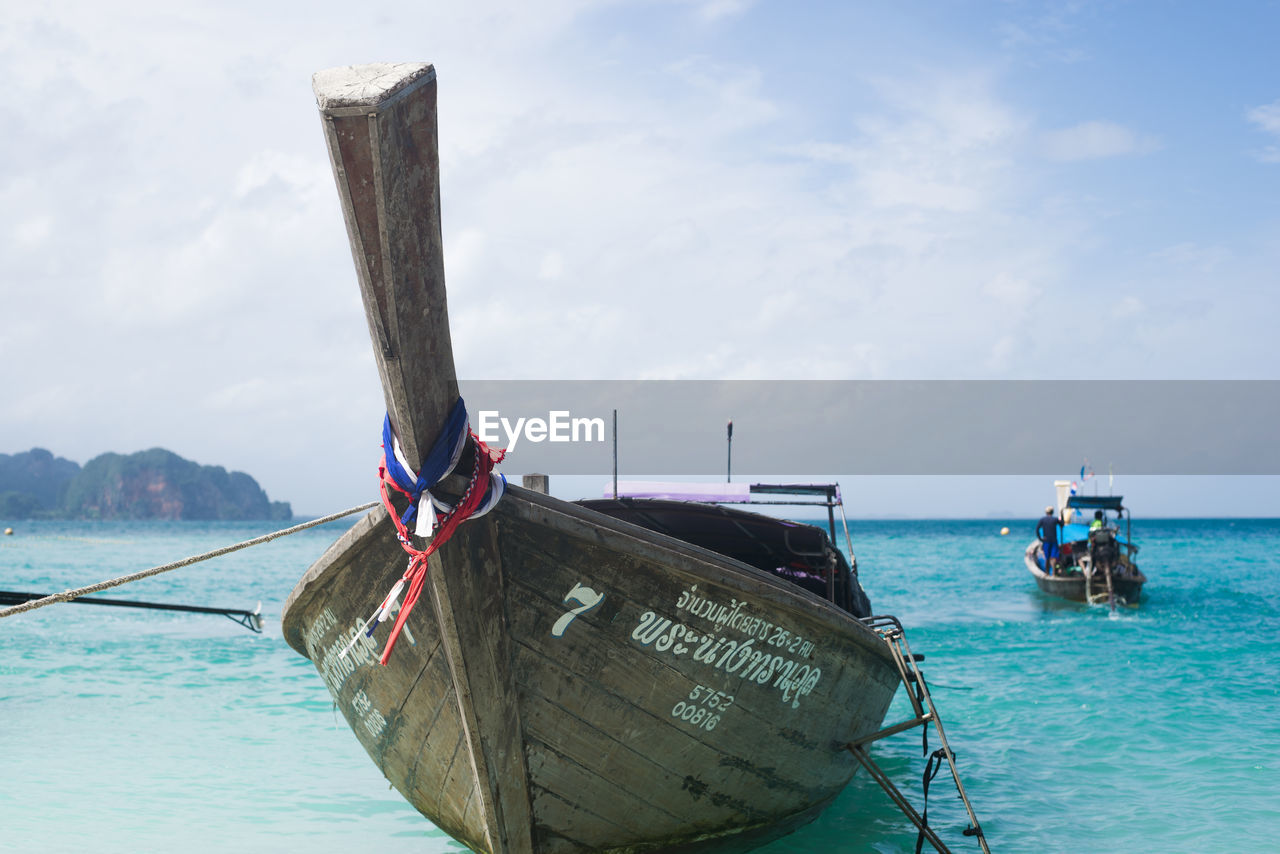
left=1025, top=491, right=1146, bottom=606
left=281, top=63, right=971, bottom=853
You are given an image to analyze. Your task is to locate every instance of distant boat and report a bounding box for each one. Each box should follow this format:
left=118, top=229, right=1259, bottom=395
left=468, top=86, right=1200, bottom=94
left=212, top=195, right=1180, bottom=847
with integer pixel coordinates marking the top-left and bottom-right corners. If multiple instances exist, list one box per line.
left=1025, top=489, right=1146, bottom=606
left=282, top=63, right=983, bottom=854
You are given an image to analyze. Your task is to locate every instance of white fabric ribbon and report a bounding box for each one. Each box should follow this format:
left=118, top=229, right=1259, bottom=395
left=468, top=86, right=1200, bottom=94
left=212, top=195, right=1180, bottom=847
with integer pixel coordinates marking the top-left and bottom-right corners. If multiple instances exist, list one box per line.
left=388, top=419, right=471, bottom=537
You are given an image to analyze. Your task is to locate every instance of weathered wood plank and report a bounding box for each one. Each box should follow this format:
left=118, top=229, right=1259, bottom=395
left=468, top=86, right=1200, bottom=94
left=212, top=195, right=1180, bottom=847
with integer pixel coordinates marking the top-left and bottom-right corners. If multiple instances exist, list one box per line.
left=314, top=63, right=456, bottom=477
left=427, top=519, right=534, bottom=854
left=399, top=650, right=458, bottom=804
left=526, top=738, right=669, bottom=840
left=280, top=504, right=489, bottom=850
left=498, top=497, right=894, bottom=727
left=510, top=617, right=825, bottom=827
left=525, top=784, right=610, bottom=854
left=518, top=695, right=685, bottom=823
left=482, top=494, right=898, bottom=846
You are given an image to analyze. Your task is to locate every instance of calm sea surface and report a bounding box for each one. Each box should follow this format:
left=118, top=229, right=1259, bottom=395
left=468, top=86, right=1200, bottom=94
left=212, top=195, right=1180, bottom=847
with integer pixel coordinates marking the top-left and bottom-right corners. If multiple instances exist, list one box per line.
left=2, top=516, right=1277, bottom=853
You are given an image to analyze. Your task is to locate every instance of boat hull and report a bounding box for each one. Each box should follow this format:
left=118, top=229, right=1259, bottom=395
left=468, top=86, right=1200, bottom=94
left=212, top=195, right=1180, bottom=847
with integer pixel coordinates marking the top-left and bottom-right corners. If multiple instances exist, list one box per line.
left=283, top=486, right=899, bottom=853
left=1023, top=541, right=1145, bottom=605
left=289, top=63, right=900, bottom=853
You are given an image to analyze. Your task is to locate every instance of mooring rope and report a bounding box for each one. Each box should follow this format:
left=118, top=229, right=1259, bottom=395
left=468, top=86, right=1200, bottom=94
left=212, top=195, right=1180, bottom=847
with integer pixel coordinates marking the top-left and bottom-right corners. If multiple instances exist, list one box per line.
left=0, top=501, right=380, bottom=622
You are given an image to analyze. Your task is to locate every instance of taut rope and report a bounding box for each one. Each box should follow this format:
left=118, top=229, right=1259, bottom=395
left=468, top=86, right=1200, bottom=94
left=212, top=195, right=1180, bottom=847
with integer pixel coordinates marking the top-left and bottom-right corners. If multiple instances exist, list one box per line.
left=0, top=501, right=379, bottom=622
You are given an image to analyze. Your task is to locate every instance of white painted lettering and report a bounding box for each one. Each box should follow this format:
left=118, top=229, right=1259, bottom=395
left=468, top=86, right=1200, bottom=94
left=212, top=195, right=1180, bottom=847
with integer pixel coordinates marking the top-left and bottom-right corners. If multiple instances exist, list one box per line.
left=630, top=598, right=824, bottom=710
left=552, top=582, right=605, bottom=637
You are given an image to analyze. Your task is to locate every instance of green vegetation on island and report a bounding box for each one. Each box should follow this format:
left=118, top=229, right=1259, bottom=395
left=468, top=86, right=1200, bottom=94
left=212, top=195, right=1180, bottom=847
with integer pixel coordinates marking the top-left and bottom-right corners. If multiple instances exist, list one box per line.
left=0, top=448, right=291, bottom=521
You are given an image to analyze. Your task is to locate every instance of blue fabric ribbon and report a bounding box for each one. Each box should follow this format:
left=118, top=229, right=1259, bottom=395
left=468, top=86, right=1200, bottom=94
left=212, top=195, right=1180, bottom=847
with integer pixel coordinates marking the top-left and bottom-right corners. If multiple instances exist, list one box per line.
left=382, top=397, right=469, bottom=529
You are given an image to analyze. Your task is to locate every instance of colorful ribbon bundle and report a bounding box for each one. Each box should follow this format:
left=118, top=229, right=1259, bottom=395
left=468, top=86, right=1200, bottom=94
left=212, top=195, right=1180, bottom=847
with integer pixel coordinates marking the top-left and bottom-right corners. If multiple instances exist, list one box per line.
left=345, top=398, right=506, bottom=665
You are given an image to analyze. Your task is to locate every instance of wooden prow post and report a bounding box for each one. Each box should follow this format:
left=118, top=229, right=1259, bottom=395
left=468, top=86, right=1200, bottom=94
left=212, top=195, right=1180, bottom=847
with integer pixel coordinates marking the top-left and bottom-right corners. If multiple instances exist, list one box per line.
left=312, top=64, right=535, bottom=854
left=313, top=63, right=458, bottom=466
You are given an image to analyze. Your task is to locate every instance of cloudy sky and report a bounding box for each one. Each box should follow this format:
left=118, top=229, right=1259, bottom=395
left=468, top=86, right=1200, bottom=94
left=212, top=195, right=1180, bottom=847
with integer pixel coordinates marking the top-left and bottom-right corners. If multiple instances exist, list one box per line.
left=2, top=1, right=1278, bottom=517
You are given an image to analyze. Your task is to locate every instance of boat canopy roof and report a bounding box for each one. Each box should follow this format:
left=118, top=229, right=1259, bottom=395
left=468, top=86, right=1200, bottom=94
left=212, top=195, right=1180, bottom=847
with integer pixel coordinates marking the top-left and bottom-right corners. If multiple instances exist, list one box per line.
left=1066, top=495, right=1125, bottom=511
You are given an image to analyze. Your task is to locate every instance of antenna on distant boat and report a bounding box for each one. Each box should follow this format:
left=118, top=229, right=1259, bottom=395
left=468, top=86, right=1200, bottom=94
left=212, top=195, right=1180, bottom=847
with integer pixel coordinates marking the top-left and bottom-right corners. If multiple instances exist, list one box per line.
left=726, top=419, right=733, bottom=483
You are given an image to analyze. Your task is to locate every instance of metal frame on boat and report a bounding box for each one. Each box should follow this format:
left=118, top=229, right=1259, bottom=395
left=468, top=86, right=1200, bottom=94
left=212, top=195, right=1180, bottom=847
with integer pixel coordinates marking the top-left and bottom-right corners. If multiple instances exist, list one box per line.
left=281, top=62, right=985, bottom=854
left=582, top=481, right=868, bottom=616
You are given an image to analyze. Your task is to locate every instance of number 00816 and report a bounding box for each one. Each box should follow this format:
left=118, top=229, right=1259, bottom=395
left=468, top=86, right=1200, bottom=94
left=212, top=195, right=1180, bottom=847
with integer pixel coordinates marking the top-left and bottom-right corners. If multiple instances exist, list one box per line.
left=670, top=701, right=720, bottom=731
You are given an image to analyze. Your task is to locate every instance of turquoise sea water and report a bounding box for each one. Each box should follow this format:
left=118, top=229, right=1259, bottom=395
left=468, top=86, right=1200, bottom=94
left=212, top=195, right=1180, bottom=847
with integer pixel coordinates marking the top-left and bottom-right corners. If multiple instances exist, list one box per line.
left=2, top=516, right=1277, bottom=853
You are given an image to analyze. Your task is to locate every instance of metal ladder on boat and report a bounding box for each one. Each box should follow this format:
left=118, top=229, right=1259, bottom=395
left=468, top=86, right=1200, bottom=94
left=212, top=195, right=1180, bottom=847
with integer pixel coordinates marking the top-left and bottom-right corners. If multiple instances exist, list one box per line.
left=848, top=615, right=991, bottom=854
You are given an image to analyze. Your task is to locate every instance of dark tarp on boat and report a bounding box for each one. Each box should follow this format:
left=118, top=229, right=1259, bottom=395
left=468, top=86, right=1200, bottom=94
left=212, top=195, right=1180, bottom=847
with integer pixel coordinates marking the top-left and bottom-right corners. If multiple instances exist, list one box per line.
left=578, top=498, right=873, bottom=619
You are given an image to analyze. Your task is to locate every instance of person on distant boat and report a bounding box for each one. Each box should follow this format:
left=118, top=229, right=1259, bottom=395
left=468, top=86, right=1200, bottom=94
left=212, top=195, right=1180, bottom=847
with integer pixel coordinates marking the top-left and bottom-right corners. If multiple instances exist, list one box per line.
left=1037, top=506, right=1061, bottom=575
left=1090, top=510, right=1105, bottom=531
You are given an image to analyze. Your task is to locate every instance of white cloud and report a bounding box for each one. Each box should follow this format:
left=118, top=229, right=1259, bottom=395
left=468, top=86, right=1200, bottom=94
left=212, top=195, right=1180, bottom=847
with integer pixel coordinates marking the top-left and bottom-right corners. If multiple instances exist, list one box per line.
left=204, top=378, right=273, bottom=412
left=793, top=72, right=1024, bottom=215
left=982, top=273, right=1039, bottom=307
left=1041, top=120, right=1160, bottom=161
left=538, top=250, right=565, bottom=280
left=683, top=0, right=755, bottom=23
left=232, top=150, right=324, bottom=201
left=663, top=56, right=779, bottom=133
left=984, top=334, right=1017, bottom=372
left=1149, top=242, right=1231, bottom=273
left=1112, top=296, right=1144, bottom=318
left=2, top=0, right=1275, bottom=515
left=1247, top=100, right=1280, bottom=135
left=1246, top=100, right=1280, bottom=162
left=12, top=215, right=53, bottom=247
left=445, top=229, right=488, bottom=281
